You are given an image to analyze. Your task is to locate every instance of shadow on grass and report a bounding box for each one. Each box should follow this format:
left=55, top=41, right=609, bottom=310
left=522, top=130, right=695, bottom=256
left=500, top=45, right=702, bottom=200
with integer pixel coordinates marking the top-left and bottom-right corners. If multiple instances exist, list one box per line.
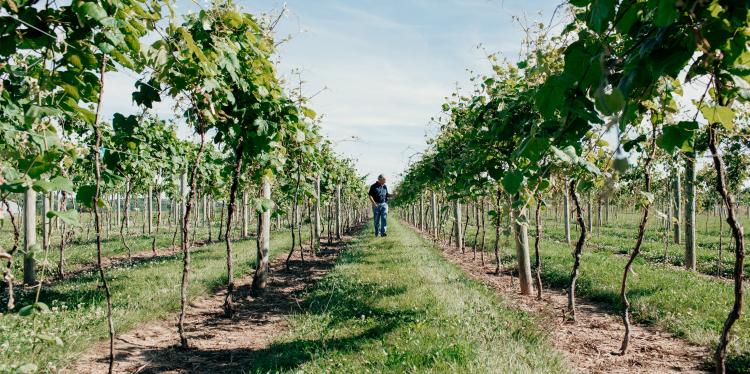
left=242, top=307, right=418, bottom=373
left=1, top=251, right=194, bottom=313
left=1, top=273, right=106, bottom=313
left=134, top=258, right=418, bottom=373
left=726, top=351, right=750, bottom=374
left=538, top=257, right=660, bottom=312
left=1, top=234, right=276, bottom=314
left=132, top=317, right=409, bottom=374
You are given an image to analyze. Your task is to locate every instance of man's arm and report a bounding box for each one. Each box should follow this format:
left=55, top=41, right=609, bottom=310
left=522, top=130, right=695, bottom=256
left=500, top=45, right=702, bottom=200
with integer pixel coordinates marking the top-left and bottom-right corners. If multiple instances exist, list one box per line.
left=368, top=185, right=377, bottom=206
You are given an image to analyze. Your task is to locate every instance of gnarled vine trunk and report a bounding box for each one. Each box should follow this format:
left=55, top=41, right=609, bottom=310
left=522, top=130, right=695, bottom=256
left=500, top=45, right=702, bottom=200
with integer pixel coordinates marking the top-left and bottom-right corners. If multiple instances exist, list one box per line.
left=2, top=199, right=20, bottom=310
left=120, top=183, right=133, bottom=260
left=92, top=56, right=115, bottom=373
left=534, top=197, right=543, bottom=300
left=223, top=142, right=244, bottom=317
left=567, top=180, right=587, bottom=320
left=493, top=188, right=502, bottom=275
left=708, top=123, right=745, bottom=373
left=619, top=123, right=656, bottom=355
left=178, top=127, right=206, bottom=348
left=286, top=166, right=303, bottom=267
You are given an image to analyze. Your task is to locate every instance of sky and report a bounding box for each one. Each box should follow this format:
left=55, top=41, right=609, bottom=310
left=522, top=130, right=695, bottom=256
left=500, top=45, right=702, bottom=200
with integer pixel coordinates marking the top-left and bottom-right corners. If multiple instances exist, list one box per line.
left=101, top=0, right=564, bottom=183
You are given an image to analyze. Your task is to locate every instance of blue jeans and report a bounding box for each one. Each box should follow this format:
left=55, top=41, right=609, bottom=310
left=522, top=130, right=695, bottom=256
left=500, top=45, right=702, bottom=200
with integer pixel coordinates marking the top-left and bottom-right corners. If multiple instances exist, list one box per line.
left=373, top=203, right=388, bottom=236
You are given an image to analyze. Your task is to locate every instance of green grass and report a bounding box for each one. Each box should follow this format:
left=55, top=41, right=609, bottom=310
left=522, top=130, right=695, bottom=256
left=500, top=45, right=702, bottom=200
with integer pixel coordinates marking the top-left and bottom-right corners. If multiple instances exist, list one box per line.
left=244, top=219, right=568, bottom=373
left=452, top=209, right=750, bottom=279
left=2, top=217, right=240, bottom=282
left=539, top=211, right=750, bottom=279
left=0, top=229, right=298, bottom=373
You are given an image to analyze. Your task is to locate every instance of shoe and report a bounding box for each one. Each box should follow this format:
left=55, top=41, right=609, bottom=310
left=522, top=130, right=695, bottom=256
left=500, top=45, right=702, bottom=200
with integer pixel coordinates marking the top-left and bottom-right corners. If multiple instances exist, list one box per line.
left=381, top=233, right=387, bottom=237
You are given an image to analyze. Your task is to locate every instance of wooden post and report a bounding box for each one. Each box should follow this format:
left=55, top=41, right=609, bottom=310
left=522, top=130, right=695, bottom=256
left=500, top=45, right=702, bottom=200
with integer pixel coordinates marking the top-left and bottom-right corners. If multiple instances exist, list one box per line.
left=116, top=192, right=121, bottom=229
left=242, top=191, right=248, bottom=238
left=157, top=191, right=162, bottom=231
left=685, top=157, right=696, bottom=270
left=419, top=195, right=424, bottom=230
left=23, top=188, right=37, bottom=285
left=335, top=184, right=342, bottom=239
left=202, top=195, right=207, bottom=227
left=605, top=198, right=610, bottom=224
left=252, top=175, right=272, bottom=294
left=564, top=177, right=571, bottom=244
left=42, top=192, right=50, bottom=251
left=314, top=176, right=321, bottom=251
left=180, top=174, right=186, bottom=235
left=673, top=173, right=681, bottom=244
left=513, top=202, right=533, bottom=295
left=142, top=195, right=147, bottom=234
left=454, top=200, right=463, bottom=250
left=147, top=187, right=153, bottom=234
left=125, top=181, right=131, bottom=230
left=431, top=191, right=438, bottom=238
left=55, top=192, right=61, bottom=230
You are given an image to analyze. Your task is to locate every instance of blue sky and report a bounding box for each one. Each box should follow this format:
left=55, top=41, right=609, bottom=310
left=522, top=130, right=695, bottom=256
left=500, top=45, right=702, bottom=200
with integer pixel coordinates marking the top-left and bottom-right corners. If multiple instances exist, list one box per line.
left=102, top=0, right=563, bottom=183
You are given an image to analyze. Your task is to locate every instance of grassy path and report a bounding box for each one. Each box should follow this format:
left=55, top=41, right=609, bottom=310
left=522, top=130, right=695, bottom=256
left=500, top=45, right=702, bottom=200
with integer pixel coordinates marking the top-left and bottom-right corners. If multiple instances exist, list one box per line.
left=247, top=220, right=568, bottom=373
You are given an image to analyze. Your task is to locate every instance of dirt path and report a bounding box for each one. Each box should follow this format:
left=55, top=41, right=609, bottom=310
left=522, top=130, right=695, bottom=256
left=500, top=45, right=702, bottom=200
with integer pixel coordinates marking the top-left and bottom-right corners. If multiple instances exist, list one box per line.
left=68, top=238, right=348, bottom=374
left=413, top=226, right=710, bottom=374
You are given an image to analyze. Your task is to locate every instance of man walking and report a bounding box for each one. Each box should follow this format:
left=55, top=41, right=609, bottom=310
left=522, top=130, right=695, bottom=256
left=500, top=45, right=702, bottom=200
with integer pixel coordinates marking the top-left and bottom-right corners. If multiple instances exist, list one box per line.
left=368, top=174, right=393, bottom=237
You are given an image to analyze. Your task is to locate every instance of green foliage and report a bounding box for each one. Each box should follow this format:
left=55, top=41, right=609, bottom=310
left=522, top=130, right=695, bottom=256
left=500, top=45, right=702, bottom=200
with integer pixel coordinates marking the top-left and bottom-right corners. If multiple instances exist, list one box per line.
left=397, top=0, right=750, bottom=226
left=502, top=171, right=524, bottom=195
left=0, top=0, right=159, bottom=223
left=701, top=106, right=735, bottom=130
left=45, top=210, right=80, bottom=227
left=657, top=121, right=699, bottom=155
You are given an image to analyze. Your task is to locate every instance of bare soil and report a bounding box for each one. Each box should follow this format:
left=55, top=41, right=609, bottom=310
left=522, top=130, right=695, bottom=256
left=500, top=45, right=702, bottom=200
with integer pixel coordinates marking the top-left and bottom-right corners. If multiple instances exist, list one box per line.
left=67, top=238, right=348, bottom=374
left=421, top=228, right=711, bottom=374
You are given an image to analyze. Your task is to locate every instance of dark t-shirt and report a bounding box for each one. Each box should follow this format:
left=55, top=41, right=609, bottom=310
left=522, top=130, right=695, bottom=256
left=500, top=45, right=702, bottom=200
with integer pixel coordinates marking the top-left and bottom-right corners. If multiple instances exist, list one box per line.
left=369, top=182, right=388, bottom=204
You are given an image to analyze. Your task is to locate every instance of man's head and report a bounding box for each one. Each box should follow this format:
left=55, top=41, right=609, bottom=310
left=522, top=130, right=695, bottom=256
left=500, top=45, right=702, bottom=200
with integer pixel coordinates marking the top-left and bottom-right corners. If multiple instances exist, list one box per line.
left=377, top=174, right=386, bottom=185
